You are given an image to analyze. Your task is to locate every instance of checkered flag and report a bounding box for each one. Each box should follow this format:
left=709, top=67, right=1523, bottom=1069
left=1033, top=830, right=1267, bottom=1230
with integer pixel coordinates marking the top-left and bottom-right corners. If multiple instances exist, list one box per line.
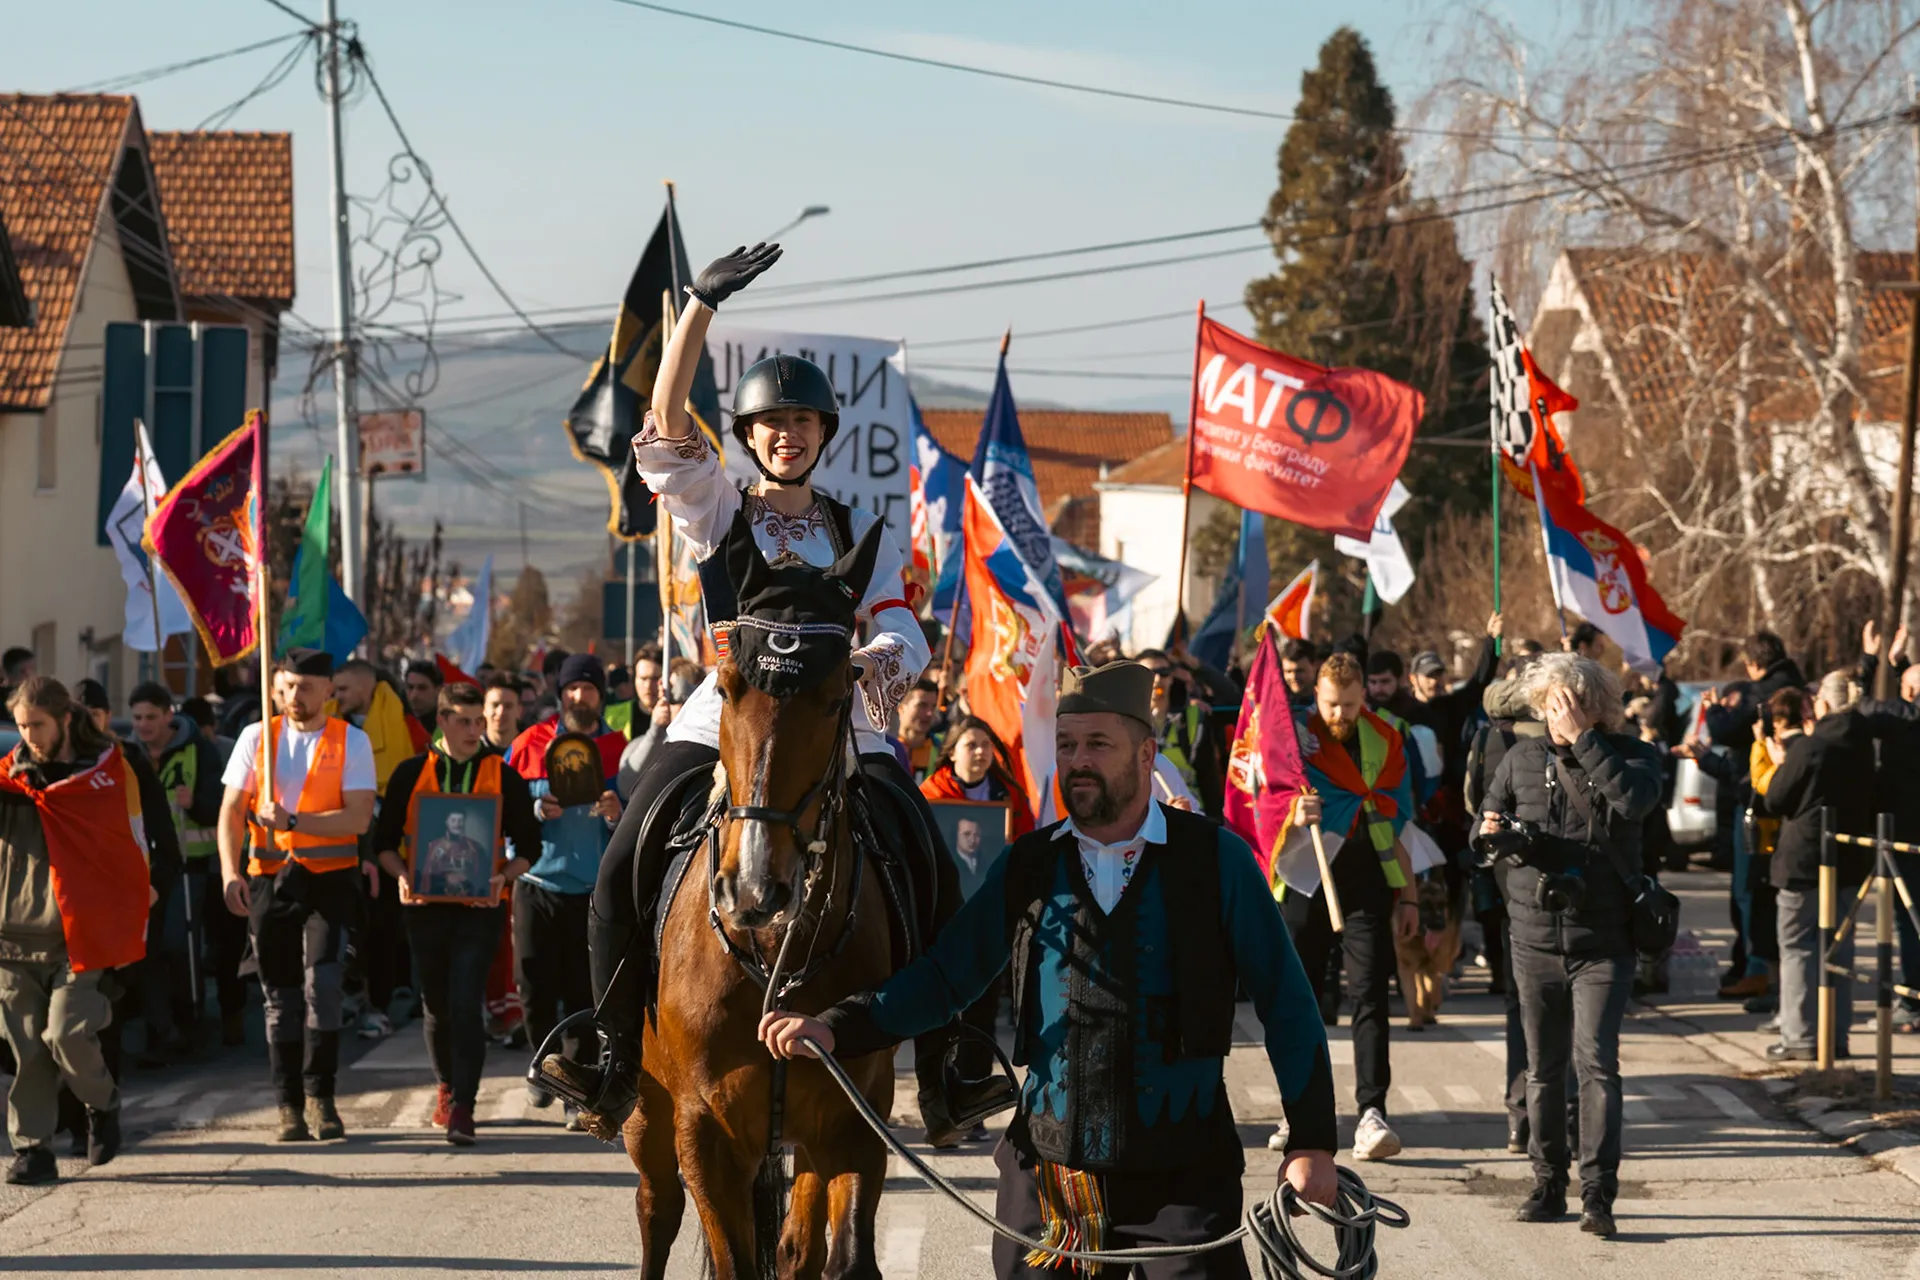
left=1488, top=279, right=1535, bottom=467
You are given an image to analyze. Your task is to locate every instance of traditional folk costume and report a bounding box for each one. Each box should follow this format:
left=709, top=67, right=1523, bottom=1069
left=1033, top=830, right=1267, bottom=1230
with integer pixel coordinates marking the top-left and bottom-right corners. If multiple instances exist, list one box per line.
left=819, top=664, right=1337, bottom=1279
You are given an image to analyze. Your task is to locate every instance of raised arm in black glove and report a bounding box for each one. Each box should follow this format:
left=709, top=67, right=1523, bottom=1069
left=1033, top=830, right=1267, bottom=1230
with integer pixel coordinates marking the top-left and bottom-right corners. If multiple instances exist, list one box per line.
left=687, top=242, right=783, bottom=311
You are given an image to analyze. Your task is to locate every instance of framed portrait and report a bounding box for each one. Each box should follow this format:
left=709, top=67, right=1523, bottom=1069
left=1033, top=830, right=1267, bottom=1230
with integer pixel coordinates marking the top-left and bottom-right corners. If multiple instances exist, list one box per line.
left=411, top=793, right=500, bottom=904
left=545, top=731, right=604, bottom=809
left=930, top=799, right=1011, bottom=900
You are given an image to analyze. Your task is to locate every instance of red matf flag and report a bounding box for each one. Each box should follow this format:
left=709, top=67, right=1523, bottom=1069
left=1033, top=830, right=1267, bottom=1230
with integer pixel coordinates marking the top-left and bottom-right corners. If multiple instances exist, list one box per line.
left=144, top=410, right=263, bottom=664
left=1264, top=560, right=1317, bottom=641
left=1221, top=630, right=1308, bottom=884
left=1187, top=312, right=1421, bottom=541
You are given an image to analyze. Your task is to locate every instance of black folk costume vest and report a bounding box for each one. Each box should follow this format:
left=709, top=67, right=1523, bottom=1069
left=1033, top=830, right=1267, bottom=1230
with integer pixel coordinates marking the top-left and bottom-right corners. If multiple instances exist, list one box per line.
left=999, top=805, right=1240, bottom=1173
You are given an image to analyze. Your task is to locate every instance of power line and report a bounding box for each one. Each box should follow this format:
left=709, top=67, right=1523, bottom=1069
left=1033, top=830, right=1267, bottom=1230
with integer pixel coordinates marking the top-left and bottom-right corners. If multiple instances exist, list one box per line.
left=195, top=30, right=316, bottom=132
left=914, top=363, right=1189, bottom=381
left=257, top=0, right=320, bottom=27
left=596, top=0, right=1588, bottom=142
left=62, top=31, right=311, bottom=93
left=351, top=51, right=584, bottom=360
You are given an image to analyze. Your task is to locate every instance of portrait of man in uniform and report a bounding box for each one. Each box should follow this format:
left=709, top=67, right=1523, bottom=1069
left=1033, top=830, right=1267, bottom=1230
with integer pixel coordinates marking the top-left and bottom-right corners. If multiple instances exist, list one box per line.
left=411, top=795, right=498, bottom=902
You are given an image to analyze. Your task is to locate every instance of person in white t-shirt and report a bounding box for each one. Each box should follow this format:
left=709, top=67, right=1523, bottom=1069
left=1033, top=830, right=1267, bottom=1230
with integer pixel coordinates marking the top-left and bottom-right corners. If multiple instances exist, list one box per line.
left=215, top=648, right=375, bottom=1143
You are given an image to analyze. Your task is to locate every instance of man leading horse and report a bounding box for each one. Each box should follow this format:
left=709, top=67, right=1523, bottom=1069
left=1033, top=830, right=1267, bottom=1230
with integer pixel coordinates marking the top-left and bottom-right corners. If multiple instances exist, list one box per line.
left=539, top=242, right=1009, bottom=1148
left=764, top=662, right=1340, bottom=1279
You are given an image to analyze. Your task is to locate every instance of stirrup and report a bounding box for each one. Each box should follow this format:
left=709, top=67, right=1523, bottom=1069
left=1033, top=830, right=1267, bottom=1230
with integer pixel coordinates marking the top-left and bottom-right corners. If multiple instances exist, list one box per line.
left=525, top=1009, right=602, bottom=1109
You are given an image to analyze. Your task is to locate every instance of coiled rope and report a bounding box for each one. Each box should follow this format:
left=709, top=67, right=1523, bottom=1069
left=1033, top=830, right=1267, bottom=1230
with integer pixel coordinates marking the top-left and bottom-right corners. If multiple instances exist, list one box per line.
left=798, top=1035, right=1409, bottom=1280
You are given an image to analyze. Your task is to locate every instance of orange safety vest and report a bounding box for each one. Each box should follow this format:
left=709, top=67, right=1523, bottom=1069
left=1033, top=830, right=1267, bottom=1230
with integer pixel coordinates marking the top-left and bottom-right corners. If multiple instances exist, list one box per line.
left=246, top=716, right=362, bottom=876
left=404, top=752, right=508, bottom=902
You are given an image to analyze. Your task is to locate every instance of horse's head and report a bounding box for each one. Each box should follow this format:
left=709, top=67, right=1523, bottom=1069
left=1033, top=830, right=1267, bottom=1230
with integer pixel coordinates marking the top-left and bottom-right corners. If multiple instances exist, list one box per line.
left=710, top=515, right=884, bottom=931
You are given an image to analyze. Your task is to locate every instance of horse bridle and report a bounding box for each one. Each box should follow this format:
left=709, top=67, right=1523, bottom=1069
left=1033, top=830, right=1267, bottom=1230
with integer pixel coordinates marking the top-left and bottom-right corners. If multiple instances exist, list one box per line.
left=706, top=669, right=862, bottom=1009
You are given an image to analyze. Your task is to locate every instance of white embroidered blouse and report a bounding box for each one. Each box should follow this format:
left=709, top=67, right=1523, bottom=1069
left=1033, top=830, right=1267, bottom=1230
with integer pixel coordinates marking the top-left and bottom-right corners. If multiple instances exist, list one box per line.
left=631, top=411, right=928, bottom=755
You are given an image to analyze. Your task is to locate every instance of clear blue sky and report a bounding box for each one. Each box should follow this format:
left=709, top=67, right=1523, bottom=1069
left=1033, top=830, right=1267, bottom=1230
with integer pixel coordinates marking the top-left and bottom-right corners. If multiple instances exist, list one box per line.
left=15, top=0, right=1479, bottom=409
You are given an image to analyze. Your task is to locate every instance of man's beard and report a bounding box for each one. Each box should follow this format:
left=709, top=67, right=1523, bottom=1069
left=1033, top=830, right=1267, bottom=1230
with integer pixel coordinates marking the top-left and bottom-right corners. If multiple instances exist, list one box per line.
left=1064, top=764, right=1140, bottom=828
left=17, top=727, right=65, bottom=766
left=562, top=704, right=599, bottom=733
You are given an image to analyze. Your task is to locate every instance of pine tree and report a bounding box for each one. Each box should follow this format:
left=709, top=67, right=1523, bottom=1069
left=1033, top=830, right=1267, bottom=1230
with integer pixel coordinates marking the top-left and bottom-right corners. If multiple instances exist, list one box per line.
left=1245, top=27, right=1485, bottom=577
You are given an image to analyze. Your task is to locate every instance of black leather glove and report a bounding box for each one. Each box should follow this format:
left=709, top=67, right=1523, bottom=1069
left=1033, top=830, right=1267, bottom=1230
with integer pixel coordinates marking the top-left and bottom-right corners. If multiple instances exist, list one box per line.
left=687, top=242, right=782, bottom=311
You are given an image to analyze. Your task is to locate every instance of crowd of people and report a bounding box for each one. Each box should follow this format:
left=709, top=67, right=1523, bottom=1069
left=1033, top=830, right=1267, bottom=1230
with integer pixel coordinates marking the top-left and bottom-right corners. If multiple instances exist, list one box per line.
left=6, top=607, right=1919, bottom=1240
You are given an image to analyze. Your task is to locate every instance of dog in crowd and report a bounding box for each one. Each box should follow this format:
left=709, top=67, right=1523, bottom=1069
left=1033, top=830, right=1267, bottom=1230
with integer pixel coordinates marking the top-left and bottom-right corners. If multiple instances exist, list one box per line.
left=1394, top=869, right=1463, bottom=1031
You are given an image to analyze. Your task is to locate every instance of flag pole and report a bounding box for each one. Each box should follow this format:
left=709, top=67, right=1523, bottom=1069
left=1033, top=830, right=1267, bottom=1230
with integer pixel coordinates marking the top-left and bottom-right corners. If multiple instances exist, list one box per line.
left=253, top=415, right=274, bottom=805
left=940, top=330, right=1004, bottom=711
left=655, top=286, right=678, bottom=685
left=1174, top=301, right=1205, bottom=642
left=1529, top=465, right=1569, bottom=639
left=133, top=420, right=169, bottom=690
left=1489, top=288, right=1504, bottom=660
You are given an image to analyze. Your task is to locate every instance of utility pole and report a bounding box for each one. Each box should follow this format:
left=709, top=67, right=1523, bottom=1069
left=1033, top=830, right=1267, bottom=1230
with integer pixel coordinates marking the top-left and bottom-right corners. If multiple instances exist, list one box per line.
left=323, top=0, right=362, bottom=606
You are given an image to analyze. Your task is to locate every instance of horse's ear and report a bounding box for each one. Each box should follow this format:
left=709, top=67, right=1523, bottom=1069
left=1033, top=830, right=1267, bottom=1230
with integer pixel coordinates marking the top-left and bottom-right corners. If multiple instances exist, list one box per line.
left=827, top=519, right=886, bottom=602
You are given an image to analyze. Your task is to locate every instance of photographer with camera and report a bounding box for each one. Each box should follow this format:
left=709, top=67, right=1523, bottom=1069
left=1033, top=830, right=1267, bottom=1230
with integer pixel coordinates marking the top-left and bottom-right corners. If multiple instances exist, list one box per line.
left=1478, top=653, right=1664, bottom=1238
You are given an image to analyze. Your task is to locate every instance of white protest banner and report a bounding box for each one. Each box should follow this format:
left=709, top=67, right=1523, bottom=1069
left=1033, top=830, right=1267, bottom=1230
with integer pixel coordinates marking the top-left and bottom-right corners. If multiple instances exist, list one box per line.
left=705, top=326, right=912, bottom=533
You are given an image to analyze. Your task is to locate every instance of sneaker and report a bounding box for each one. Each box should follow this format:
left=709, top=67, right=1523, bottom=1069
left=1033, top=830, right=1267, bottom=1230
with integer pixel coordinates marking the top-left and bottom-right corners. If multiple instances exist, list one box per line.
left=1743, top=995, right=1778, bottom=1015
left=525, top=1081, right=556, bottom=1110
left=446, top=1103, right=476, bottom=1146
left=431, top=1083, right=453, bottom=1129
left=1580, top=1196, right=1617, bottom=1237
left=1759, top=1014, right=1781, bottom=1034
left=1267, top=1123, right=1291, bottom=1152
left=4, top=1146, right=57, bottom=1186
left=1765, top=1043, right=1815, bottom=1062
left=1352, top=1107, right=1401, bottom=1162
left=1515, top=1178, right=1569, bottom=1222
left=357, top=1011, right=393, bottom=1041
left=1507, top=1117, right=1530, bottom=1155
left=563, top=1105, right=585, bottom=1132
left=86, top=1107, right=121, bottom=1167
left=276, top=1103, right=312, bottom=1142
left=964, top=1123, right=991, bottom=1143
left=1719, top=973, right=1769, bottom=1000
left=308, top=1096, right=345, bottom=1141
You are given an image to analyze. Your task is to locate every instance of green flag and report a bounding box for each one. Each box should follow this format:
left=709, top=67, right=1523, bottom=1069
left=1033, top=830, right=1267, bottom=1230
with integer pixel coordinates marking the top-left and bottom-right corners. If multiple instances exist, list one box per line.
left=276, top=456, right=366, bottom=659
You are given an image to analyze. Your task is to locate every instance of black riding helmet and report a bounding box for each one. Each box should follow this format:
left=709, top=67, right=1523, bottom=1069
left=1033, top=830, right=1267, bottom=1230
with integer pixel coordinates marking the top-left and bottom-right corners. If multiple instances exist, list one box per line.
left=732, top=355, right=840, bottom=487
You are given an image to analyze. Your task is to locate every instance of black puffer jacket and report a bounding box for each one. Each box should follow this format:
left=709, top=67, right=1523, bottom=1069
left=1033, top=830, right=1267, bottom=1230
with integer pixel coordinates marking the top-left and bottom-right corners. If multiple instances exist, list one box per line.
left=1483, top=728, right=1665, bottom=955
left=1758, top=710, right=1874, bottom=888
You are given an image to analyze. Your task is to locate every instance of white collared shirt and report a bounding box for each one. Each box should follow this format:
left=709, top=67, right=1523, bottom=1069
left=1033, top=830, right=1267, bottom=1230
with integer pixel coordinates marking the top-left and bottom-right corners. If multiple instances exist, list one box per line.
left=1053, top=801, right=1169, bottom=914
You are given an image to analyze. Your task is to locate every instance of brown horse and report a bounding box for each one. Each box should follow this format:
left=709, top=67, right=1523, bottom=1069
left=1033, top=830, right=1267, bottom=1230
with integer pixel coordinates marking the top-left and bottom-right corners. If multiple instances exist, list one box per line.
left=621, top=645, right=899, bottom=1279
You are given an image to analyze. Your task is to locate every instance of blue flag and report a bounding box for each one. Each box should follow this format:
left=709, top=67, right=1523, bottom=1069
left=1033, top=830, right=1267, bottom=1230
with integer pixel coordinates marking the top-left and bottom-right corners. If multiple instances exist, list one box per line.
left=1191, top=510, right=1266, bottom=672
left=971, top=352, right=1071, bottom=623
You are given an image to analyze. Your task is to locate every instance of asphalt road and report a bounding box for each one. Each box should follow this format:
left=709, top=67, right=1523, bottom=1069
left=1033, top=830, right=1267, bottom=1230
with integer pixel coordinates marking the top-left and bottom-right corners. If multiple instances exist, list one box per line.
left=3, top=871, right=1918, bottom=1278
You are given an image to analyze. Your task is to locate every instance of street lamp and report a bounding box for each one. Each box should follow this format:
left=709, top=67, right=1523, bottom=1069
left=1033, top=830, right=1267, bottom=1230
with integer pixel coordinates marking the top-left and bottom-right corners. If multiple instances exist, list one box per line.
left=762, top=204, right=830, bottom=241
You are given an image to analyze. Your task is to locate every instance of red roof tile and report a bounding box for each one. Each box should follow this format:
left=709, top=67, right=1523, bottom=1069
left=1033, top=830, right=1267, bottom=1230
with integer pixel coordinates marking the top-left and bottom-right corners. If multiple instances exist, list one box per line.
left=920, top=410, right=1176, bottom=518
left=0, top=94, right=139, bottom=410
left=1097, top=437, right=1188, bottom=489
left=150, top=131, right=294, bottom=306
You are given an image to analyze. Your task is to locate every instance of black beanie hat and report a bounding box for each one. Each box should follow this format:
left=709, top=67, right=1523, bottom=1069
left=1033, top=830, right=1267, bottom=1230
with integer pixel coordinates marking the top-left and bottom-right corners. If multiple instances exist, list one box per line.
left=556, top=651, right=606, bottom=696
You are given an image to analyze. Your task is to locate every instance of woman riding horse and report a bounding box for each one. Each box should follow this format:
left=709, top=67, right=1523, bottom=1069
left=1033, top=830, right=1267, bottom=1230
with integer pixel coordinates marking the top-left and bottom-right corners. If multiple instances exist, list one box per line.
left=539, top=243, right=1008, bottom=1145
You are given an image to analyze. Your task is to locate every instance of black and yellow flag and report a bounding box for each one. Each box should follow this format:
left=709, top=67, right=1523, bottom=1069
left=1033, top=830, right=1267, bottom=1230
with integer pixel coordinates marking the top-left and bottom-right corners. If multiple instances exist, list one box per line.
left=563, top=196, right=722, bottom=539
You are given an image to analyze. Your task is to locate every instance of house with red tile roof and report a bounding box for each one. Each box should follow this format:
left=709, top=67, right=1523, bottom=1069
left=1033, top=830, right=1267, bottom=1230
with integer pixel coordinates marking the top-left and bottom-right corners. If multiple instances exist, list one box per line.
left=1093, top=438, right=1233, bottom=651
left=0, top=94, right=293, bottom=696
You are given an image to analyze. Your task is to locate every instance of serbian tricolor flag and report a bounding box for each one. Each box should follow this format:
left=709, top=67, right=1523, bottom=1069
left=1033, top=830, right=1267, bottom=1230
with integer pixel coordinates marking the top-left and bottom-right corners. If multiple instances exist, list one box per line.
left=1489, top=279, right=1584, bottom=502
left=910, top=393, right=966, bottom=613
left=1222, top=631, right=1308, bottom=885
left=0, top=743, right=152, bottom=972
left=1187, top=310, right=1421, bottom=541
left=961, top=475, right=1061, bottom=804
left=1264, top=560, right=1317, bottom=641
left=1533, top=466, right=1684, bottom=673
left=145, top=410, right=263, bottom=664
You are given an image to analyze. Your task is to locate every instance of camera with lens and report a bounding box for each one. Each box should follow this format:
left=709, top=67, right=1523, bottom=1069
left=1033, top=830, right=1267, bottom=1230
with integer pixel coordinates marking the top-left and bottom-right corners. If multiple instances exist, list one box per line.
left=1474, top=815, right=1588, bottom=915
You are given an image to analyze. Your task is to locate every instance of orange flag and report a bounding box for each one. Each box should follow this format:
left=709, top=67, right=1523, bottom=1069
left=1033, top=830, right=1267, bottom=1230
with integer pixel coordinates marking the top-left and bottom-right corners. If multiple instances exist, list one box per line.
left=1264, top=560, right=1317, bottom=641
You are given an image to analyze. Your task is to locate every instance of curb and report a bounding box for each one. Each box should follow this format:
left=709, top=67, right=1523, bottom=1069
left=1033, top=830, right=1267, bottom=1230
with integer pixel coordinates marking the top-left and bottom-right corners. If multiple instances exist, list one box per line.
left=1631, top=998, right=1920, bottom=1192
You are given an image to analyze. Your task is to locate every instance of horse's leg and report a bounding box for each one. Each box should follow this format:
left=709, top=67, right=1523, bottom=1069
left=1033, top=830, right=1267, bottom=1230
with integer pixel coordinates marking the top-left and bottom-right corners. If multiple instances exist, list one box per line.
left=679, top=1112, right=763, bottom=1280
left=778, top=1151, right=830, bottom=1280
left=626, top=1070, right=683, bottom=1280
left=816, top=1106, right=889, bottom=1280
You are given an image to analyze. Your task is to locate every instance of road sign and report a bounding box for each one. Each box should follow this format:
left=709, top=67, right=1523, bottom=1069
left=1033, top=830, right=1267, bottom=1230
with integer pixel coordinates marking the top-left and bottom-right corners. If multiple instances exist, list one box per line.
left=358, top=409, right=426, bottom=478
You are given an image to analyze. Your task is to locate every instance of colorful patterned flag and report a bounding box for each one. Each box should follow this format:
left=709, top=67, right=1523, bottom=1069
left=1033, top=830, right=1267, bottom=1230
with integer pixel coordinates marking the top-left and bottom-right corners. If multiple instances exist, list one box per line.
left=144, top=411, right=262, bottom=664
left=910, top=393, right=966, bottom=610
left=1489, top=279, right=1584, bottom=502
left=962, top=475, right=1061, bottom=803
left=107, top=419, right=192, bottom=652
left=1221, top=631, right=1308, bottom=886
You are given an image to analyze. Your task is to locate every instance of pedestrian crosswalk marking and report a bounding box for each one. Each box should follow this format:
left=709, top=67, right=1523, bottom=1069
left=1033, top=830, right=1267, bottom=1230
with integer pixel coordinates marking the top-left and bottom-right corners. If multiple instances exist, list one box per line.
left=128, top=1082, right=196, bottom=1113
left=176, top=1090, right=233, bottom=1128
left=1623, top=1098, right=1657, bottom=1123
left=1397, top=1085, right=1444, bottom=1119
left=1692, top=1083, right=1760, bottom=1122
left=878, top=1223, right=924, bottom=1276
left=1444, top=1085, right=1480, bottom=1109
left=484, top=1085, right=530, bottom=1125
left=1633, top=1081, right=1687, bottom=1103
left=389, top=1086, right=439, bottom=1128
